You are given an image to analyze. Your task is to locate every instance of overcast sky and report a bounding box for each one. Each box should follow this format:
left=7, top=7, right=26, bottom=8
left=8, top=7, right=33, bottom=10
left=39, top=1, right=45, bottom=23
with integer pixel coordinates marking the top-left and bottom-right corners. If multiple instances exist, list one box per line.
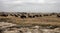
left=0, top=0, right=60, bottom=13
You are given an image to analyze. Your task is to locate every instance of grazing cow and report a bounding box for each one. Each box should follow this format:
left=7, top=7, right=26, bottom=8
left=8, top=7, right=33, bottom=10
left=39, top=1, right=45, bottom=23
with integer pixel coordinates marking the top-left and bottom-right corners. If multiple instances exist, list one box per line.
left=39, top=15, right=42, bottom=17
left=0, top=14, right=8, bottom=17
left=49, top=14, right=52, bottom=16
left=47, top=26, right=58, bottom=29
left=0, top=29, right=3, bottom=33
left=17, top=14, right=21, bottom=16
left=57, top=15, right=60, bottom=17
left=32, top=16, right=35, bottom=18
left=28, top=15, right=35, bottom=18
left=19, top=30, right=23, bottom=33
left=34, top=15, right=39, bottom=17
left=14, top=14, right=18, bottom=17
left=20, top=15, right=26, bottom=19
left=51, top=13, right=56, bottom=15
left=10, top=14, right=14, bottom=16
left=43, top=14, right=49, bottom=16
left=28, top=16, right=33, bottom=18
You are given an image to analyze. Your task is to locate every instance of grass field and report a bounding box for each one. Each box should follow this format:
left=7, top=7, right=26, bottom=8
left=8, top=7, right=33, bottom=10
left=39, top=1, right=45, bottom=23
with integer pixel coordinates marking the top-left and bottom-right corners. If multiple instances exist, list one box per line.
left=0, top=14, right=60, bottom=27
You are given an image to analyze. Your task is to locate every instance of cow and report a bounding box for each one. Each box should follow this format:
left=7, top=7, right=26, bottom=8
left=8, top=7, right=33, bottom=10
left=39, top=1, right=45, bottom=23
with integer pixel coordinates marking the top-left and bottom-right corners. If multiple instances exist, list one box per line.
left=39, top=15, right=42, bottom=17
left=51, top=13, right=56, bottom=15
left=20, top=15, right=26, bottom=19
left=28, top=15, right=35, bottom=18
left=34, top=15, right=39, bottom=17
left=0, top=14, right=8, bottom=17
left=43, top=14, right=49, bottom=16
left=57, top=14, right=60, bottom=17
left=14, top=14, right=18, bottom=17
left=19, top=30, right=23, bottom=33
left=28, top=16, right=32, bottom=18
left=10, top=14, right=14, bottom=16
left=0, top=29, right=3, bottom=33
left=47, top=26, right=58, bottom=29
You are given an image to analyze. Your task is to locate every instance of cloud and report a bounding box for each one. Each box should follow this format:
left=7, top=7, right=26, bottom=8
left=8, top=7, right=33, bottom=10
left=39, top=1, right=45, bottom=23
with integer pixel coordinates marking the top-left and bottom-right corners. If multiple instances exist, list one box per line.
left=0, top=0, right=60, bottom=13
left=2, top=0, right=59, bottom=4
left=2, top=0, right=24, bottom=4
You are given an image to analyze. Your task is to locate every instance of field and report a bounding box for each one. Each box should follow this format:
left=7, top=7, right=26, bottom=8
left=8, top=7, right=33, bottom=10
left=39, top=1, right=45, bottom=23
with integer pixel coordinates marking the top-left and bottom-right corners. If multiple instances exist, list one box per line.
left=0, top=12, right=60, bottom=26
left=0, top=12, right=60, bottom=33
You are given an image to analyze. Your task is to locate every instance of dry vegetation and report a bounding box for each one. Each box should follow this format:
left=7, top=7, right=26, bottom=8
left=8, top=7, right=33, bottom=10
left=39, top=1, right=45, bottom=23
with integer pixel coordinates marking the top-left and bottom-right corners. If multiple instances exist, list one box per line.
left=0, top=12, right=60, bottom=33
left=0, top=12, right=60, bottom=26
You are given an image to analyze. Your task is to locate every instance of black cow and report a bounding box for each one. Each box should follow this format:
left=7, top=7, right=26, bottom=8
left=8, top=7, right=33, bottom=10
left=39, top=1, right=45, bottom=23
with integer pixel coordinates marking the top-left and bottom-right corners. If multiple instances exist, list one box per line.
left=43, top=14, right=49, bottom=16
left=19, top=30, right=23, bottom=33
left=28, top=16, right=35, bottom=18
left=10, top=14, right=14, bottom=16
left=28, top=16, right=32, bottom=18
left=51, top=13, right=56, bottom=15
left=32, top=16, right=35, bottom=18
left=20, top=15, right=26, bottom=19
left=39, top=15, right=42, bottom=17
left=34, top=15, right=39, bottom=17
left=0, top=29, right=3, bottom=33
left=47, top=26, right=58, bottom=29
left=57, top=15, right=60, bottom=17
left=0, top=14, right=8, bottom=17
left=14, top=15, right=18, bottom=17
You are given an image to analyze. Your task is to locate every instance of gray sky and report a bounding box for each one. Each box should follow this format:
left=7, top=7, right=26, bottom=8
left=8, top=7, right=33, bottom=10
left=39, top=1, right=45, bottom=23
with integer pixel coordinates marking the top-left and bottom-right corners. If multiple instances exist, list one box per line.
left=0, top=0, right=60, bottom=13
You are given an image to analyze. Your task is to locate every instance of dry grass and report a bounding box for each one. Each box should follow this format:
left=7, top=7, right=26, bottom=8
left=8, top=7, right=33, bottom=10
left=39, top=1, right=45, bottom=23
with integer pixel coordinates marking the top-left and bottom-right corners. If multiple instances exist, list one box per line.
left=0, top=15, right=60, bottom=26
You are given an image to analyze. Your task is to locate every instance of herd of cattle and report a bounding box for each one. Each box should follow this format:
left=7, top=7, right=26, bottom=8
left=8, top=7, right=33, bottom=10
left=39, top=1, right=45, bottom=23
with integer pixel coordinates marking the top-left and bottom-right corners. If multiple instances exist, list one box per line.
left=0, top=12, right=60, bottom=18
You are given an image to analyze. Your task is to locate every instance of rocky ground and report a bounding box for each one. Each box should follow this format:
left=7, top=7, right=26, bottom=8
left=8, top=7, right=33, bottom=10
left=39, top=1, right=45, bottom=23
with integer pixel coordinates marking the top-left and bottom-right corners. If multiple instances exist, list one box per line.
left=0, top=22, right=60, bottom=33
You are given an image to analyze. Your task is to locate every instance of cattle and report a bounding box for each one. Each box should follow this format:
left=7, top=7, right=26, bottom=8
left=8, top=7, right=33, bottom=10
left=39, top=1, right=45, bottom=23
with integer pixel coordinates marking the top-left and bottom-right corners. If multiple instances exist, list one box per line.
left=43, top=14, right=49, bottom=16
left=28, top=16, right=33, bottom=18
left=10, top=14, right=14, bottom=16
left=49, top=14, right=52, bottom=16
left=34, top=14, right=42, bottom=17
left=20, top=15, right=26, bottom=19
left=14, top=14, right=18, bottom=17
left=34, top=15, right=39, bottom=17
left=19, top=30, right=23, bottom=33
left=51, top=13, right=56, bottom=15
left=57, top=14, right=60, bottom=17
left=0, top=14, right=8, bottom=17
left=28, top=15, right=35, bottom=18
left=0, top=29, right=3, bottom=33
left=32, top=16, right=35, bottom=18
left=28, top=14, right=35, bottom=18
left=17, top=14, right=21, bottom=16
left=47, top=26, right=58, bottom=29
left=39, top=15, right=42, bottom=17
left=10, top=14, right=18, bottom=17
